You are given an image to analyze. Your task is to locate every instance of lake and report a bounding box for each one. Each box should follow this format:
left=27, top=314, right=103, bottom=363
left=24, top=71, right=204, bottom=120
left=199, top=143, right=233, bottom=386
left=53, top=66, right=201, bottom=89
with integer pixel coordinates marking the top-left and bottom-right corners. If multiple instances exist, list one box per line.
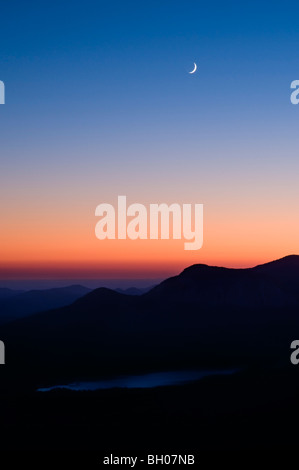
left=37, top=369, right=237, bottom=392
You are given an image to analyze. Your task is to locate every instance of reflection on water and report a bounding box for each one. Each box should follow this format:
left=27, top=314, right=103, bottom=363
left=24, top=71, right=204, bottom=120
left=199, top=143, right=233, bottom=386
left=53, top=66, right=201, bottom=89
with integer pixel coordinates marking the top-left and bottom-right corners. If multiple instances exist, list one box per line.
left=38, top=369, right=237, bottom=392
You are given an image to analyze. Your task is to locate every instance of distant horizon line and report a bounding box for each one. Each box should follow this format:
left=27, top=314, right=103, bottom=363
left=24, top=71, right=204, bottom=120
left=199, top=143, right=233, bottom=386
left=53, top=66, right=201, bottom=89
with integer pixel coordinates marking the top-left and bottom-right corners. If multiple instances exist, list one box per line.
left=0, top=254, right=298, bottom=284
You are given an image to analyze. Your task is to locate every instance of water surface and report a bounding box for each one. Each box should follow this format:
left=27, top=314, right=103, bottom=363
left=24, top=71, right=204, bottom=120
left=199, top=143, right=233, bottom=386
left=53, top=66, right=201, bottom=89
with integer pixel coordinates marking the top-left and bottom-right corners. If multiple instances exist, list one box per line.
left=38, top=369, right=237, bottom=392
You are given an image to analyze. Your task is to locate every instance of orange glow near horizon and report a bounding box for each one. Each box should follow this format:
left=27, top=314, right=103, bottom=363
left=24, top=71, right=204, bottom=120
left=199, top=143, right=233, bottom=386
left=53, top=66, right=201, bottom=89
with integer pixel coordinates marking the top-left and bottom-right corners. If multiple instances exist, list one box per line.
left=1, top=207, right=298, bottom=279
left=1, top=179, right=299, bottom=280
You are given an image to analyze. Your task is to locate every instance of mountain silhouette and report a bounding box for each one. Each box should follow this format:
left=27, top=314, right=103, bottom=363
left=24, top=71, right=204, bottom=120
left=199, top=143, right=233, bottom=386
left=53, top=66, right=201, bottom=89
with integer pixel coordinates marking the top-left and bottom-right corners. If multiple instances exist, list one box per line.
left=0, top=288, right=24, bottom=300
left=0, top=285, right=91, bottom=325
left=1, top=255, right=299, bottom=389
left=115, top=286, right=154, bottom=295
left=145, top=257, right=299, bottom=307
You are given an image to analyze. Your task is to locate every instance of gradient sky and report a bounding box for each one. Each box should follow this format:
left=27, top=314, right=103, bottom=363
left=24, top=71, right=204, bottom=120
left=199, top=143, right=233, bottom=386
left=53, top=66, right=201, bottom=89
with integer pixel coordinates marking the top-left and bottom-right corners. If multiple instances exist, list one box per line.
left=1, top=0, right=299, bottom=279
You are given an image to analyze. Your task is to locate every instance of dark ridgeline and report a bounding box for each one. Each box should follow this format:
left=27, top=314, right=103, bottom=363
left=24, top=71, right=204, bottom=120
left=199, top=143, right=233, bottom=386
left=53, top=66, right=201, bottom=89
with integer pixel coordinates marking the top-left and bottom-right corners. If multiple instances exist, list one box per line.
left=0, top=285, right=153, bottom=326
left=1, top=255, right=299, bottom=389
left=1, top=255, right=299, bottom=452
left=0, top=288, right=25, bottom=300
left=0, top=285, right=91, bottom=325
left=115, top=286, right=154, bottom=295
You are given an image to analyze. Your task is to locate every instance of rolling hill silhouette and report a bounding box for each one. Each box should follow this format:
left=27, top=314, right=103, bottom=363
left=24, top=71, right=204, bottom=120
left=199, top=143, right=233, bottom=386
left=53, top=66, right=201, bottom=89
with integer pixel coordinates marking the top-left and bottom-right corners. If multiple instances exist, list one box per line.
left=1, top=255, right=299, bottom=389
left=145, top=257, right=299, bottom=307
left=0, top=288, right=24, bottom=301
left=115, top=286, right=153, bottom=295
left=0, top=285, right=91, bottom=325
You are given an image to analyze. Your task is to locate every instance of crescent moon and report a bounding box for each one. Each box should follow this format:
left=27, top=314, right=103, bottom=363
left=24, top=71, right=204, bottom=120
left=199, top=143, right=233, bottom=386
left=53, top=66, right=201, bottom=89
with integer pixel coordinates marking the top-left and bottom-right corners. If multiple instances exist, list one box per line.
left=189, top=62, right=197, bottom=74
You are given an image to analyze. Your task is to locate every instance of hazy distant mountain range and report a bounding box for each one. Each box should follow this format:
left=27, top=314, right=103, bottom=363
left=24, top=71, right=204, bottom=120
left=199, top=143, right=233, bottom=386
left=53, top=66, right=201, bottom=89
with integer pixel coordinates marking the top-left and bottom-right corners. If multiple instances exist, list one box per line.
left=1, top=255, right=299, bottom=389
left=115, top=286, right=154, bottom=296
left=0, top=285, right=92, bottom=325
left=0, top=285, right=154, bottom=326
left=0, top=288, right=25, bottom=300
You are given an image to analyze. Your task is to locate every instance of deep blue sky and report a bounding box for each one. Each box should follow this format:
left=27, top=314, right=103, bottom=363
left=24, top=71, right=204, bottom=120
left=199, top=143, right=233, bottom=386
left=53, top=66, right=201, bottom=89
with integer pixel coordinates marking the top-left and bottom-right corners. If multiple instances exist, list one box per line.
left=1, top=0, right=298, bottom=159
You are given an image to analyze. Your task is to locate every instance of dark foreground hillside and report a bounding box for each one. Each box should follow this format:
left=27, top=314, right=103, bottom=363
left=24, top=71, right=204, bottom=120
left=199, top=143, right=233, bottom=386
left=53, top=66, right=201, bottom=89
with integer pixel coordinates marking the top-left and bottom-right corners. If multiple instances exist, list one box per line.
left=0, top=256, right=299, bottom=454
left=0, top=365, right=299, bottom=453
